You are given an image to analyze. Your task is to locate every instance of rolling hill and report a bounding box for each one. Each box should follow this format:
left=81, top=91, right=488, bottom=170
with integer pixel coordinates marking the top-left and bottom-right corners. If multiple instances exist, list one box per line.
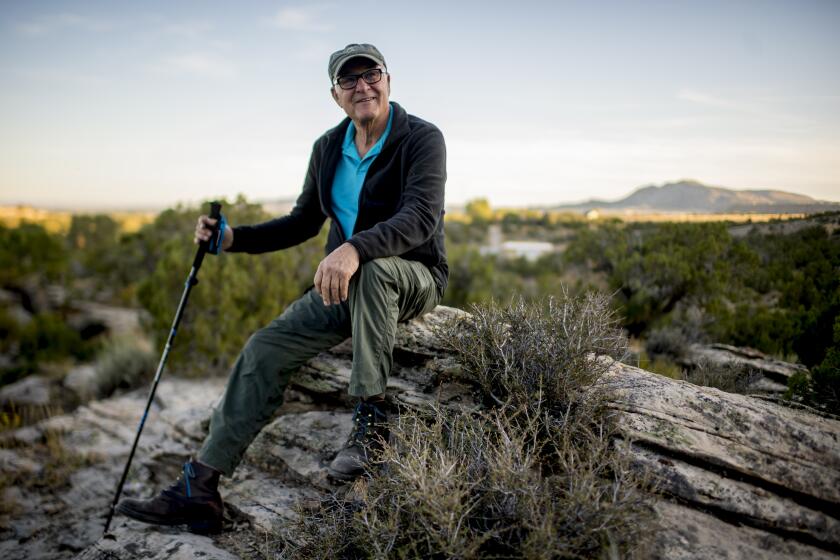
left=556, top=180, right=839, bottom=213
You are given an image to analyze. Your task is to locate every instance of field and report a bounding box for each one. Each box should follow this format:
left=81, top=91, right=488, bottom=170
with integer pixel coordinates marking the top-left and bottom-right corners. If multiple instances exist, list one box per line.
left=0, top=206, right=155, bottom=233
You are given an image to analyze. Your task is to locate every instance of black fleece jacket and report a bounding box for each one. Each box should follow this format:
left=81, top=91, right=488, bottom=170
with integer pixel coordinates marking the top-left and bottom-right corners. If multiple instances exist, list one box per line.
left=227, top=102, right=448, bottom=295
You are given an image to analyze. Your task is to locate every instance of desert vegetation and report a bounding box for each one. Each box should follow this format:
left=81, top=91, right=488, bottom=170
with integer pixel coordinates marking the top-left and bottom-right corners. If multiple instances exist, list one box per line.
left=295, top=295, right=655, bottom=558
left=1, top=199, right=838, bottom=558
left=1, top=199, right=838, bottom=411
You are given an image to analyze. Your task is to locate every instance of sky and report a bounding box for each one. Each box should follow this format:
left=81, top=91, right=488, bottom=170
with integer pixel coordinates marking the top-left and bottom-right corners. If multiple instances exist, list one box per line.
left=1, top=0, right=839, bottom=210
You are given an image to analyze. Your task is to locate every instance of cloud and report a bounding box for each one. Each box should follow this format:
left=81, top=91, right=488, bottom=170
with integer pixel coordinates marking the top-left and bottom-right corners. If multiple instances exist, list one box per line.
left=676, top=88, right=811, bottom=129
left=677, top=89, right=742, bottom=110
left=268, top=6, right=334, bottom=31
left=152, top=53, right=236, bottom=79
left=291, top=40, right=333, bottom=62
left=160, top=21, right=215, bottom=39
left=15, top=13, right=112, bottom=36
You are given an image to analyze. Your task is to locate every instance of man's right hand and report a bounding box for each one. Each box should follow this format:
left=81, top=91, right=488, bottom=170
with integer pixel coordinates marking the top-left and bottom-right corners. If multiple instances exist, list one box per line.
left=194, top=215, right=233, bottom=251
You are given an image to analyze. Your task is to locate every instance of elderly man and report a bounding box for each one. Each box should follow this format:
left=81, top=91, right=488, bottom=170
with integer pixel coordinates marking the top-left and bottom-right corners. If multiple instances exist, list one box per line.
left=116, top=43, right=447, bottom=534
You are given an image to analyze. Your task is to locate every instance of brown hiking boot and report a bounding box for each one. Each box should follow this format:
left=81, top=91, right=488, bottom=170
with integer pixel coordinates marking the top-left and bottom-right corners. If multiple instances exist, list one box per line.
left=116, top=460, right=223, bottom=534
left=328, top=400, right=389, bottom=481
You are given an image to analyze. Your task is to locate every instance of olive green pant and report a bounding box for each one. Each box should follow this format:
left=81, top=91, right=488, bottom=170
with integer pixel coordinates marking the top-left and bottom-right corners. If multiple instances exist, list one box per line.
left=198, top=257, right=440, bottom=476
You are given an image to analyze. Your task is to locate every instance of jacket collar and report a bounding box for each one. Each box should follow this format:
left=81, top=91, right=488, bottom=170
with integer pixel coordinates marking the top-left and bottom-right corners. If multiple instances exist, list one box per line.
left=319, top=102, right=409, bottom=216
left=324, top=101, right=409, bottom=152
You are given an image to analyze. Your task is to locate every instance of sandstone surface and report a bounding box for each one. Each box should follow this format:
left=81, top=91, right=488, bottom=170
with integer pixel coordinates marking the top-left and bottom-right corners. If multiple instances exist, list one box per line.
left=0, top=306, right=836, bottom=559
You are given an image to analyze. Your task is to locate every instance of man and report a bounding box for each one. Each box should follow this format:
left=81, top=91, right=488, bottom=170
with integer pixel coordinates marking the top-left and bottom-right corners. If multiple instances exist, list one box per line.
left=115, top=43, right=447, bottom=534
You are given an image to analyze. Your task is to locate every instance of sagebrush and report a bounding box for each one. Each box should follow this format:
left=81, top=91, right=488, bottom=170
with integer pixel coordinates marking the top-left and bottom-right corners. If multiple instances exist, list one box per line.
left=295, top=295, right=655, bottom=559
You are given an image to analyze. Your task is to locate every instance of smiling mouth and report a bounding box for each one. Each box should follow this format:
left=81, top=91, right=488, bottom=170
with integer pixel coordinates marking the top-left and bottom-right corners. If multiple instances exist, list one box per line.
left=355, top=97, right=376, bottom=104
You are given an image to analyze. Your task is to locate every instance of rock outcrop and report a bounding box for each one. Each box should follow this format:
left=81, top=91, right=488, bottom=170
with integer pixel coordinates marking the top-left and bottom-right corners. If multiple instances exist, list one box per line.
left=678, top=342, right=809, bottom=394
left=0, top=306, right=837, bottom=559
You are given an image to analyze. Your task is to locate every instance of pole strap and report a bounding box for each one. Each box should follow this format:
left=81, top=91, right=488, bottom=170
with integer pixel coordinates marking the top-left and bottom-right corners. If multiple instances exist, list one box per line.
left=208, top=213, right=227, bottom=255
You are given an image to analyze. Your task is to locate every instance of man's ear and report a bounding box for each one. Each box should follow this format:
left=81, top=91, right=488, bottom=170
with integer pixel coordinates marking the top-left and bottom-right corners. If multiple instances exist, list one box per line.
left=330, top=87, right=339, bottom=105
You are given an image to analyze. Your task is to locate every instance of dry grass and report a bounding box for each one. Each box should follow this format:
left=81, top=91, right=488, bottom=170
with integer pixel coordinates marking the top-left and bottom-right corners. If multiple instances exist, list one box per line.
left=681, top=360, right=763, bottom=394
left=0, top=427, right=100, bottom=499
left=294, top=294, right=656, bottom=559
left=442, top=293, right=628, bottom=414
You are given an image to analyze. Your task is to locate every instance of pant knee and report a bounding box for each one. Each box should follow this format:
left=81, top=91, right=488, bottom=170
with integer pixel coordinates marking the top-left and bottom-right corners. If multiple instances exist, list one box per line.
left=357, top=258, right=397, bottom=288
left=238, top=329, right=282, bottom=375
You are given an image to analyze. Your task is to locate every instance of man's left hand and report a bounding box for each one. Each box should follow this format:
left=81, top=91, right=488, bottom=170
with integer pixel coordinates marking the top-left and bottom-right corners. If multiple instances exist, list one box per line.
left=314, top=243, right=360, bottom=305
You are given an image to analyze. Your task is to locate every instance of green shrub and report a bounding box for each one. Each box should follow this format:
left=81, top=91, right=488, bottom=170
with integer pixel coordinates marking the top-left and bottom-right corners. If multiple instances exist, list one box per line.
left=135, top=198, right=326, bottom=376
left=786, top=316, right=840, bottom=414
left=93, top=336, right=156, bottom=397
left=810, top=349, right=840, bottom=413
left=18, top=313, right=95, bottom=364
left=0, top=222, right=68, bottom=285
left=645, top=326, right=690, bottom=361
left=638, top=351, right=683, bottom=380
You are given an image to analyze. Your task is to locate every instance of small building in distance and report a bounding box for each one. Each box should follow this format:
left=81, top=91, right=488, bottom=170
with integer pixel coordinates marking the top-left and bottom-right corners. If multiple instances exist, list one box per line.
left=480, top=224, right=555, bottom=262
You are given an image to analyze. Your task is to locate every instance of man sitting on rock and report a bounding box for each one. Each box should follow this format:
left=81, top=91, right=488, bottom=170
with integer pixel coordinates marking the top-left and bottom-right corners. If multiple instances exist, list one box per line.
left=116, top=43, right=447, bottom=534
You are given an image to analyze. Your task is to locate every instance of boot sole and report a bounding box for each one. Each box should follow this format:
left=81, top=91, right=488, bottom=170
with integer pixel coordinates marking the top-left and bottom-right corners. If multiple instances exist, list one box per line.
left=116, top=503, right=223, bottom=534
left=326, top=467, right=364, bottom=482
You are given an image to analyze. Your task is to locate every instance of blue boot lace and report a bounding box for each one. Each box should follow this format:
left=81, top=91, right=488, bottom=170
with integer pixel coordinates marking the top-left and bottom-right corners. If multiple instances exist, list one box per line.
left=183, top=462, right=196, bottom=497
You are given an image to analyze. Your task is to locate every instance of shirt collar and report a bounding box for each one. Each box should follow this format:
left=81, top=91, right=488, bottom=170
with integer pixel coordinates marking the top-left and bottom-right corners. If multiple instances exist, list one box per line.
left=342, top=103, right=394, bottom=161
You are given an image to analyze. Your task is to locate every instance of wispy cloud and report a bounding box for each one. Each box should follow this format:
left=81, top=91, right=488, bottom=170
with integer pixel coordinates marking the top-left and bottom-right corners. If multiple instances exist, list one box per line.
left=677, top=89, right=743, bottom=110
left=676, top=87, right=811, bottom=128
left=160, top=21, right=215, bottom=39
left=152, top=53, right=236, bottom=79
left=267, top=6, right=334, bottom=32
left=16, top=13, right=112, bottom=36
left=291, top=40, right=333, bottom=62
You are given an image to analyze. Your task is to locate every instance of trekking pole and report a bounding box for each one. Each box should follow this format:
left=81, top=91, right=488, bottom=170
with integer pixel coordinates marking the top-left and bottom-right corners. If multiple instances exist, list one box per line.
left=103, top=201, right=223, bottom=536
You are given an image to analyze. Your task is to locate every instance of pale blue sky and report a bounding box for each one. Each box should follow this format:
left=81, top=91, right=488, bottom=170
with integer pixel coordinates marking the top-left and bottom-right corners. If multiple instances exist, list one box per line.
left=1, top=0, right=838, bottom=209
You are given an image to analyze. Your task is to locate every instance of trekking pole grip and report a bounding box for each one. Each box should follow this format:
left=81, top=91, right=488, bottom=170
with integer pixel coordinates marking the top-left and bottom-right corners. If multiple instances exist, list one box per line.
left=193, top=201, right=222, bottom=270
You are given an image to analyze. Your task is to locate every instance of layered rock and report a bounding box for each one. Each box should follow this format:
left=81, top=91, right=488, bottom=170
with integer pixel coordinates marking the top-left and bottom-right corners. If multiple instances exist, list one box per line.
left=0, top=306, right=837, bottom=559
left=607, top=365, right=839, bottom=558
left=678, top=342, right=809, bottom=394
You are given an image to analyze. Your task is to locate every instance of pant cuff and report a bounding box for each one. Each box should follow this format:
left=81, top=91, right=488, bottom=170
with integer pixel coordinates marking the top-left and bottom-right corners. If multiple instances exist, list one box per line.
left=197, top=446, right=237, bottom=478
left=348, top=382, right=387, bottom=399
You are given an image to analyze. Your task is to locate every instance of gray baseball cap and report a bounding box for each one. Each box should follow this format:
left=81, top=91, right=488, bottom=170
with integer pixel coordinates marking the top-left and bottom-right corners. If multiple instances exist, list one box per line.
left=328, top=43, right=387, bottom=83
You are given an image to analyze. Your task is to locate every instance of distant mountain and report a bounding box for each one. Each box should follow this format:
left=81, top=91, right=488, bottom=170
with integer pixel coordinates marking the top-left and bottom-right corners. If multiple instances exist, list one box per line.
left=555, top=180, right=840, bottom=214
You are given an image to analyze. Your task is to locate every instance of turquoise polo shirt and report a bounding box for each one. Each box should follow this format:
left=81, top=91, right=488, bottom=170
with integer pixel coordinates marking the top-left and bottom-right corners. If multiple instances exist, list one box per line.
left=331, top=104, right=394, bottom=239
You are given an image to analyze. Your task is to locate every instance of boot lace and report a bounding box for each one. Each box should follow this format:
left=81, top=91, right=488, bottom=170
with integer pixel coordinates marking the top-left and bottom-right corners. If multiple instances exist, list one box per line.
left=163, top=462, right=196, bottom=499
left=348, top=401, right=387, bottom=447
left=183, top=462, right=196, bottom=497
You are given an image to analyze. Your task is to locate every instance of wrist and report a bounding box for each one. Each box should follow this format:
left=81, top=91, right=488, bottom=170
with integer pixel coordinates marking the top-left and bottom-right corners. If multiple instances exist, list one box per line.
left=222, top=225, right=234, bottom=251
left=343, top=241, right=361, bottom=261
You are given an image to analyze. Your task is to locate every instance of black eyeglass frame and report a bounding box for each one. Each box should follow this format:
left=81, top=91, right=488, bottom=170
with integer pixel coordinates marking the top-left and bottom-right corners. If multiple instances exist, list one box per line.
left=333, top=68, right=387, bottom=90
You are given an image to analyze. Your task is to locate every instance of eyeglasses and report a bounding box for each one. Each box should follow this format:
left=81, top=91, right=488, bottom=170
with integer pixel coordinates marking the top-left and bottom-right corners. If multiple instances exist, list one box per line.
left=334, top=68, right=386, bottom=90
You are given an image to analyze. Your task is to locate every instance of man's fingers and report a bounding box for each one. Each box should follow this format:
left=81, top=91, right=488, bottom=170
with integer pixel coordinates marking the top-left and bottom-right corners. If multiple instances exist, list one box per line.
left=329, top=274, right=341, bottom=305
left=339, top=274, right=349, bottom=302
left=313, top=266, right=323, bottom=296
left=194, top=215, right=218, bottom=244
left=322, top=272, right=335, bottom=305
left=314, top=250, right=357, bottom=305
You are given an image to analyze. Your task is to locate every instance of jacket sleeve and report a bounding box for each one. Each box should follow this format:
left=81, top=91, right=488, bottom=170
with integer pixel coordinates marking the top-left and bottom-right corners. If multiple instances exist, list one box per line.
left=227, top=141, right=327, bottom=254
left=346, top=126, right=446, bottom=261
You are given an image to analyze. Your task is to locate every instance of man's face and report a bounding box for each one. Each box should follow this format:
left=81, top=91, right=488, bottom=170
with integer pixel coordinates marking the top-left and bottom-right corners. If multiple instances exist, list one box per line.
left=331, top=58, right=390, bottom=126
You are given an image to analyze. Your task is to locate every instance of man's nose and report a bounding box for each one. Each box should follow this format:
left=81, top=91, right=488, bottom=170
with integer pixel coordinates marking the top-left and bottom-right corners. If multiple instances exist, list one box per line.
left=354, top=77, right=372, bottom=92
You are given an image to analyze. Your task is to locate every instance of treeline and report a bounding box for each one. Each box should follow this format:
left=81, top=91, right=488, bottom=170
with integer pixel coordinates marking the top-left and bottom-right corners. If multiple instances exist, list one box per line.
left=0, top=197, right=325, bottom=383
left=442, top=211, right=839, bottom=411
left=1, top=200, right=838, bottom=410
